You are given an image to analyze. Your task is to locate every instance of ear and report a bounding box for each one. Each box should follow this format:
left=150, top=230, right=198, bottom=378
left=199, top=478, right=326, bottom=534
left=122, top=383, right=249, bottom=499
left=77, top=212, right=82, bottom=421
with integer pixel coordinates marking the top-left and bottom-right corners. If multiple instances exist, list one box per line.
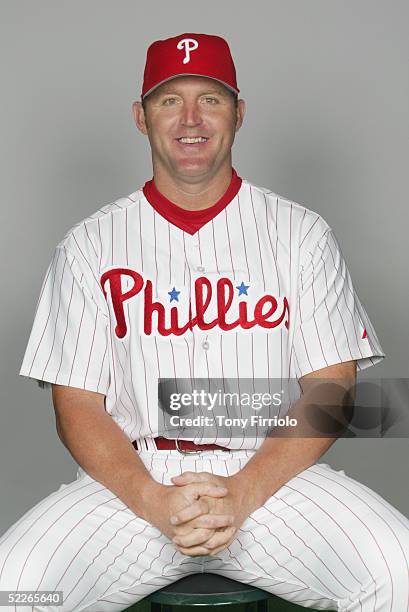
left=235, top=99, right=246, bottom=132
left=132, top=100, right=149, bottom=135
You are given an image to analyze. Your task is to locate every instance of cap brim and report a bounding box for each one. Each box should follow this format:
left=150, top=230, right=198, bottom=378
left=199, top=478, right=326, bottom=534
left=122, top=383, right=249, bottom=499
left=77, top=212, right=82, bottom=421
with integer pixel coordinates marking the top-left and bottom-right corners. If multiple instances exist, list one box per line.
left=142, top=73, right=239, bottom=99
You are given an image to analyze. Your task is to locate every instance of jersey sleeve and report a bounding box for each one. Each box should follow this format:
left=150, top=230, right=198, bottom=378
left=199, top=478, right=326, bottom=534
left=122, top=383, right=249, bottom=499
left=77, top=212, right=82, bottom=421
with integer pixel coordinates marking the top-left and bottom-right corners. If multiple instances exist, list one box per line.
left=19, top=244, right=110, bottom=394
left=291, top=225, right=385, bottom=379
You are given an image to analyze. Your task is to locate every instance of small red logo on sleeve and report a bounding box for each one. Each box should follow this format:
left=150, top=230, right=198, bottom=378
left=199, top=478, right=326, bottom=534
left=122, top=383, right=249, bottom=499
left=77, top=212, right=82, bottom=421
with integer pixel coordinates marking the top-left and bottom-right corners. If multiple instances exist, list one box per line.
left=362, top=328, right=367, bottom=339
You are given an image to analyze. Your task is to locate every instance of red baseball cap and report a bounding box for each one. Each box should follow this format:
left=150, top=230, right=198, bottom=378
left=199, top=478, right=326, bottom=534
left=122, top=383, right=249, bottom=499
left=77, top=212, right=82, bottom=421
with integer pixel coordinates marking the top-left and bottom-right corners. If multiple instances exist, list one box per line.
left=141, top=33, right=239, bottom=100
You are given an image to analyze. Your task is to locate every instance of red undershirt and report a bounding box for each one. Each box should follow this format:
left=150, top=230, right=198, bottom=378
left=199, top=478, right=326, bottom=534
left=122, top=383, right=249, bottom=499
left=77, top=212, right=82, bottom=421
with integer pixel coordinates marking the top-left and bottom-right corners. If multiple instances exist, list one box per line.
left=142, top=168, right=243, bottom=235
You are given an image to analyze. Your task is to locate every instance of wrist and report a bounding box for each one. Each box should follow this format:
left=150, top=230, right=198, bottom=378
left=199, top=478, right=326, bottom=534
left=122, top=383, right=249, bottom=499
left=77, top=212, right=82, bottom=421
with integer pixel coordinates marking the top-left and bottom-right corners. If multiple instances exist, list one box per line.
left=229, top=470, right=269, bottom=513
left=131, top=475, right=163, bottom=522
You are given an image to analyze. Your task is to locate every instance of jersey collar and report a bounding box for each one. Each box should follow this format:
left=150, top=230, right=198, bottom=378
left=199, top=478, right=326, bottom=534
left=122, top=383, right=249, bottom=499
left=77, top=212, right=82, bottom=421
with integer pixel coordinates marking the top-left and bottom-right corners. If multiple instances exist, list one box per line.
left=142, top=168, right=243, bottom=235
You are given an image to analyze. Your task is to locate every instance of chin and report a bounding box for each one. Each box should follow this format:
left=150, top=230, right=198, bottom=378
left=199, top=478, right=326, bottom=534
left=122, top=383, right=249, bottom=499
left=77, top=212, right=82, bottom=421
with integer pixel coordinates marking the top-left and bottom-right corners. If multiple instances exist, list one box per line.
left=172, top=160, right=213, bottom=177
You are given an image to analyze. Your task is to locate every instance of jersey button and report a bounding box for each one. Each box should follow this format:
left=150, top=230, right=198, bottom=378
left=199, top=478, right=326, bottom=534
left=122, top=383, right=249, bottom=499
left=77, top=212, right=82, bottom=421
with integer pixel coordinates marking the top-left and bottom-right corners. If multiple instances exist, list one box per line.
left=202, top=340, right=210, bottom=350
left=197, top=266, right=206, bottom=273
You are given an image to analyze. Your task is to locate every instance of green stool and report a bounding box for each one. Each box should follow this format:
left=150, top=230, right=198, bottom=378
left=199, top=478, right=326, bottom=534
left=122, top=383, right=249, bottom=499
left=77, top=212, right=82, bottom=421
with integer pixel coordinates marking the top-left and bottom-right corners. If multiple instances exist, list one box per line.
left=127, top=573, right=326, bottom=611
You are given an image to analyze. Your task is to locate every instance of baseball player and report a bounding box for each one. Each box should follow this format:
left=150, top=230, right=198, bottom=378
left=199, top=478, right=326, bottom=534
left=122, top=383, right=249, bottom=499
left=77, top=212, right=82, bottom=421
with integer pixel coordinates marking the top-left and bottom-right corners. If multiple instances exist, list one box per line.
left=1, top=32, right=408, bottom=611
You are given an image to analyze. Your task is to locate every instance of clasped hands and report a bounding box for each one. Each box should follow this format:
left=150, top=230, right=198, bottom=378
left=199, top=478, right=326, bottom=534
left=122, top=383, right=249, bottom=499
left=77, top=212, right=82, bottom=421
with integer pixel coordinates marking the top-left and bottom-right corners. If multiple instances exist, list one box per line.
left=145, top=471, right=254, bottom=557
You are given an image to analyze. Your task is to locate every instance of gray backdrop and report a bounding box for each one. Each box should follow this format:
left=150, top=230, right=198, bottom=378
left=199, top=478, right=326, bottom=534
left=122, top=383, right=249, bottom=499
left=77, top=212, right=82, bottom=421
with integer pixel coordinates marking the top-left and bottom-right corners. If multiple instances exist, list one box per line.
left=1, top=0, right=408, bottom=534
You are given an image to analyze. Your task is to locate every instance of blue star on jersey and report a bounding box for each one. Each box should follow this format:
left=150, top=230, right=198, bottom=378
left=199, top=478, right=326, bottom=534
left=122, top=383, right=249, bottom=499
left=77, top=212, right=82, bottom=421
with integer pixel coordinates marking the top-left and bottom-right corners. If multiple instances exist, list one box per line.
left=168, top=287, right=180, bottom=302
left=236, top=281, right=250, bottom=296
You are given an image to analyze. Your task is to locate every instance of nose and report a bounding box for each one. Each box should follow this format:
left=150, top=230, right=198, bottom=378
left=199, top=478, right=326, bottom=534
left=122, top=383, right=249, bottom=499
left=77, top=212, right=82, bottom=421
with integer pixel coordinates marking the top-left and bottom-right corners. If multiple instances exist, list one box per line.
left=180, top=100, right=203, bottom=127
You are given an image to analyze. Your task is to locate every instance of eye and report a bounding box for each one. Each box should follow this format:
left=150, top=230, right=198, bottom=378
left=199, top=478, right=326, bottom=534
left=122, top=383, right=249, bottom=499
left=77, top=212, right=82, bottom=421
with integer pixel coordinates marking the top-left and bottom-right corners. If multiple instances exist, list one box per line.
left=202, top=97, right=219, bottom=104
left=163, top=97, right=178, bottom=106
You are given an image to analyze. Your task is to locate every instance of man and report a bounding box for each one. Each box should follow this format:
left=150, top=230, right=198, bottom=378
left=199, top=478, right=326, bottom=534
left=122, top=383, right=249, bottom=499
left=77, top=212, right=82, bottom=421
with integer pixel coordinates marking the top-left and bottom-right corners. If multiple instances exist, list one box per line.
left=1, top=32, right=408, bottom=611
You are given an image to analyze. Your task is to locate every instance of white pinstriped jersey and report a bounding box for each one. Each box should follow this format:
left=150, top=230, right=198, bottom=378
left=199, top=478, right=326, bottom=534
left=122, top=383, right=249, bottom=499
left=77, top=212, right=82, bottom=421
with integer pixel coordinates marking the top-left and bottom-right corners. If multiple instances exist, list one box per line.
left=19, top=176, right=384, bottom=449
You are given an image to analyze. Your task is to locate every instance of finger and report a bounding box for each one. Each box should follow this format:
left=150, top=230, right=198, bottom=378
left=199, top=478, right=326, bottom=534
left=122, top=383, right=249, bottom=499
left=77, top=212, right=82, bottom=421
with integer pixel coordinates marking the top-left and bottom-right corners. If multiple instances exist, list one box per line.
left=201, top=526, right=237, bottom=551
left=208, top=537, right=236, bottom=556
left=180, top=514, right=234, bottom=530
left=173, top=528, right=217, bottom=548
left=176, top=545, right=214, bottom=557
left=171, top=471, right=210, bottom=484
left=188, top=483, right=228, bottom=499
left=173, top=525, right=214, bottom=540
left=171, top=485, right=228, bottom=524
left=170, top=499, right=209, bottom=525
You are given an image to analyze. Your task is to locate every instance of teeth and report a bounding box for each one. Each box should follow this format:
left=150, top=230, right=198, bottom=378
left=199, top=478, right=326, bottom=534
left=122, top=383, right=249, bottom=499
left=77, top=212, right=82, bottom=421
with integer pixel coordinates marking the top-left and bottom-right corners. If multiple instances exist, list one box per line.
left=178, top=137, right=208, bottom=143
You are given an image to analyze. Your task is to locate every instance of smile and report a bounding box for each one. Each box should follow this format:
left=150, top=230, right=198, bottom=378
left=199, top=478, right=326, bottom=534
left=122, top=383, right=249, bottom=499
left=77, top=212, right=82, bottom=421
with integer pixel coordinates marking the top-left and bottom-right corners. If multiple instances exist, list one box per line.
left=176, top=137, right=209, bottom=144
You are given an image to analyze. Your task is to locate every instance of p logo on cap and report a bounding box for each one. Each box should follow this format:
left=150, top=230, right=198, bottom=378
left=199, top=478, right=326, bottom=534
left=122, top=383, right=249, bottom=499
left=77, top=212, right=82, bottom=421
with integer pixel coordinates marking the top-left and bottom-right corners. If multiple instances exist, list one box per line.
left=176, top=38, right=199, bottom=64
left=141, top=33, right=239, bottom=99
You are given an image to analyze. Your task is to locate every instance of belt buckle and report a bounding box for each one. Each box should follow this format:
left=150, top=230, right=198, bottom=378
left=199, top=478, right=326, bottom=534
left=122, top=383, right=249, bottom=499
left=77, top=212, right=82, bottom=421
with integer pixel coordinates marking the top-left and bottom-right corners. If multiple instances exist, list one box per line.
left=175, top=439, right=202, bottom=455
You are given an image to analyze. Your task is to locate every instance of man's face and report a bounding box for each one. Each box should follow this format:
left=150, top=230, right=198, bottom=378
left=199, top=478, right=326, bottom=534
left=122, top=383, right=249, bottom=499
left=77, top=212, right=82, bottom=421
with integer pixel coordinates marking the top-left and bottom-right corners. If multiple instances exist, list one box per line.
left=133, top=76, right=245, bottom=181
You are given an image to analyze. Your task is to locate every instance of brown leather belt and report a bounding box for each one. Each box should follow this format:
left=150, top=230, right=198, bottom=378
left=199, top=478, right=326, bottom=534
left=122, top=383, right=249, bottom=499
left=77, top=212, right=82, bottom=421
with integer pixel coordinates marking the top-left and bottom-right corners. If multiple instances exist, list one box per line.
left=132, top=436, right=231, bottom=454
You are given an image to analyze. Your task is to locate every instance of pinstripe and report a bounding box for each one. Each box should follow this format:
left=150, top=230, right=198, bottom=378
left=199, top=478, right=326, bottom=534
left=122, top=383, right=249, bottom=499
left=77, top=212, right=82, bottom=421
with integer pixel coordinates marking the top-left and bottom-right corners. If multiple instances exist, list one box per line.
left=182, top=231, right=187, bottom=283
left=97, top=218, right=102, bottom=272
left=211, top=219, right=220, bottom=274
left=68, top=290, right=86, bottom=385
left=197, top=231, right=203, bottom=265
left=168, top=222, right=171, bottom=285
left=300, top=214, right=320, bottom=246
left=309, top=252, right=330, bottom=366
left=71, top=233, right=102, bottom=292
left=125, top=207, right=128, bottom=267
left=305, top=241, right=343, bottom=361
left=153, top=208, right=158, bottom=287
left=169, top=338, right=178, bottom=390
left=84, top=308, right=99, bottom=389
left=183, top=337, right=194, bottom=380
left=27, top=248, right=63, bottom=376
left=40, top=252, right=69, bottom=379
left=275, top=196, right=279, bottom=279
left=224, top=206, right=236, bottom=278
left=289, top=203, right=293, bottom=278
left=263, top=193, right=280, bottom=293
left=53, top=263, right=76, bottom=382
left=339, top=274, right=365, bottom=359
left=115, top=343, right=137, bottom=430
left=236, top=333, right=246, bottom=450
left=249, top=186, right=266, bottom=290
left=31, top=250, right=56, bottom=322
left=96, top=341, right=108, bottom=393
left=106, top=293, right=118, bottom=403
left=192, top=325, right=196, bottom=380
left=111, top=212, right=114, bottom=269
left=138, top=335, right=153, bottom=436
left=236, top=193, right=250, bottom=280
left=299, top=325, right=314, bottom=372
left=138, top=200, right=143, bottom=271
left=314, top=237, right=355, bottom=360
left=84, top=222, right=99, bottom=260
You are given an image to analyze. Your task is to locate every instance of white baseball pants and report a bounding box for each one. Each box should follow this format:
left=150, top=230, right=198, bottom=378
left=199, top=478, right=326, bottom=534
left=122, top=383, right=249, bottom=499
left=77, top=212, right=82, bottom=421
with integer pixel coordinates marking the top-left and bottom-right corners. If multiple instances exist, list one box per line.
left=0, top=447, right=408, bottom=611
